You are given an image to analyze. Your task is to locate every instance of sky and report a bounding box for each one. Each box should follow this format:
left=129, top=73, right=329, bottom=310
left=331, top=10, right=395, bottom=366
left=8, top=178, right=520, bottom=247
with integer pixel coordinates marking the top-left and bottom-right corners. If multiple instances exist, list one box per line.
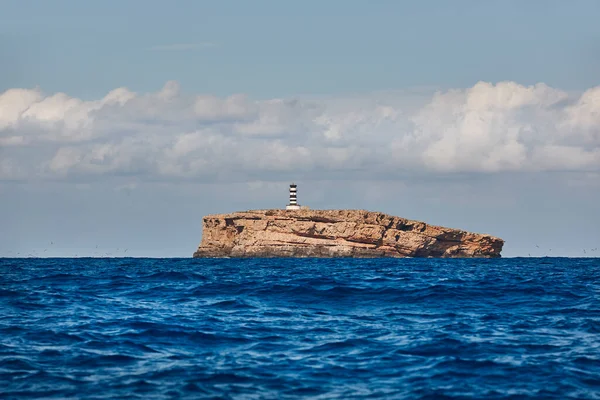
left=1, top=0, right=599, bottom=258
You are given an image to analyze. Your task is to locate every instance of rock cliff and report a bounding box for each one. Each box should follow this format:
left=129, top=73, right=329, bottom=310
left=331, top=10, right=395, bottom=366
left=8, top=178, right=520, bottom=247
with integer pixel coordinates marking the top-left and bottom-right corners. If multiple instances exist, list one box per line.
left=193, top=209, right=503, bottom=258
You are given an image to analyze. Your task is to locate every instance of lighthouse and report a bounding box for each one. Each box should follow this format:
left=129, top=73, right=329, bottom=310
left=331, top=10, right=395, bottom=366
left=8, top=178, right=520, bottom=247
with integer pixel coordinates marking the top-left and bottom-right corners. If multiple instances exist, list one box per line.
left=286, top=183, right=301, bottom=210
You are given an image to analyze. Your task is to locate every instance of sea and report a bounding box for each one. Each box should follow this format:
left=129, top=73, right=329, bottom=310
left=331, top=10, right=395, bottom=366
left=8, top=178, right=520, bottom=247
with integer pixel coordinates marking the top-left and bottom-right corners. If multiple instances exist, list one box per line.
left=1, top=257, right=599, bottom=399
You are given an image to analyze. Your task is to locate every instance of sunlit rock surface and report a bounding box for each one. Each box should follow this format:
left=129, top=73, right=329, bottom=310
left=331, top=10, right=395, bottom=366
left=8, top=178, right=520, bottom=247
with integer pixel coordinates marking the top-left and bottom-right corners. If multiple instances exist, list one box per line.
left=193, top=209, right=504, bottom=258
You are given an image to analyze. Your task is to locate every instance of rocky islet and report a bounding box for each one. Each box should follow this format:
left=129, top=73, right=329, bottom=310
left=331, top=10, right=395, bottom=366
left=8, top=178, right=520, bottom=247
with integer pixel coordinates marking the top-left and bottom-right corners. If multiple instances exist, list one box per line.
left=193, top=209, right=504, bottom=258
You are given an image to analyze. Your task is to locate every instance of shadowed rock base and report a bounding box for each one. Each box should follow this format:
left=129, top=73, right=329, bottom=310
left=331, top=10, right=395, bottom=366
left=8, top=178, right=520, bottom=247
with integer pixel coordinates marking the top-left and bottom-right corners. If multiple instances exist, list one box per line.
left=193, top=209, right=504, bottom=258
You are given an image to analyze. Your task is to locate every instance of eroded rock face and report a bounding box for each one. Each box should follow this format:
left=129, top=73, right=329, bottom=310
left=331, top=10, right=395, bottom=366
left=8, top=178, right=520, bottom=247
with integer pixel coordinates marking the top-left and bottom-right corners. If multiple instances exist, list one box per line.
left=193, top=209, right=504, bottom=258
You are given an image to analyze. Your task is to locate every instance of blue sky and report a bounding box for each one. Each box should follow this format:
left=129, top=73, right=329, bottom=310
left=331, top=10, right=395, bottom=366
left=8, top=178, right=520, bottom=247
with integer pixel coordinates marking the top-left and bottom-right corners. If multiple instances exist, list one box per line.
left=2, top=0, right=599, bottom=98
left=1, top=1, right=599, bottom=258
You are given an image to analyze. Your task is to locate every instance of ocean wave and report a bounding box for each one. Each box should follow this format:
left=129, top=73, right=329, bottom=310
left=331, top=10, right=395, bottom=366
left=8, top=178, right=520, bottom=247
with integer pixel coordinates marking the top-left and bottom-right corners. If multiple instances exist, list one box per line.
left=1, top=257, right=599, bottom=399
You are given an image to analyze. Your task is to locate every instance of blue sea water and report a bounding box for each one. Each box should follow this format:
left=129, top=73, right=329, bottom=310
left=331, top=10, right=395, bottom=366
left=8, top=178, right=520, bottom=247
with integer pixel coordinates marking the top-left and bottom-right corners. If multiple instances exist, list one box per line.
left=1, top=258, right=599, bottom=399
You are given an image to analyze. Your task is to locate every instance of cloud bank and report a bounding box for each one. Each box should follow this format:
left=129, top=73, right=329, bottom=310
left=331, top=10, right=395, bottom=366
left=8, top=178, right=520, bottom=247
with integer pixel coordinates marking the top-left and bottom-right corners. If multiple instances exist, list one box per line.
left=1, top=80, right=599, bottom=183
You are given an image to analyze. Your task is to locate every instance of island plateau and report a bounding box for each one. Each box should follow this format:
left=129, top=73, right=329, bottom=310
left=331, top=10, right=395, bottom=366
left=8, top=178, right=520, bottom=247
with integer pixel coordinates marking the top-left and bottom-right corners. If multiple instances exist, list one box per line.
left=193, top=209, right=504, bottom=258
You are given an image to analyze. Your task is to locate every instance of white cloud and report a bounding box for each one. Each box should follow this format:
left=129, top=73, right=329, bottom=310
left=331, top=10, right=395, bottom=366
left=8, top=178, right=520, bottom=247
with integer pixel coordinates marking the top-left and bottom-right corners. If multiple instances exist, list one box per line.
left=0, top=88, right=43, bottom=129
left=194, top=93, right=257, bottom=121
left=1, top=80, right=599, bottom=183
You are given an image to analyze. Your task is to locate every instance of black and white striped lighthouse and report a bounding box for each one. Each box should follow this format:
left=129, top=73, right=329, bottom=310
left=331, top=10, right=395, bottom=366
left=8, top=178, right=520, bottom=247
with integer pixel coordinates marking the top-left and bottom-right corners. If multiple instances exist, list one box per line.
left=286, top=183, right=301, bottom=210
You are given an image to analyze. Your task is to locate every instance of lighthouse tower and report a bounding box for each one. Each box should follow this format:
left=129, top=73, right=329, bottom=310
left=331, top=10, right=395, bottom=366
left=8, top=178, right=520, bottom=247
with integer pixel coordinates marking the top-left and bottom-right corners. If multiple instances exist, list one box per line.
left=286, top=183, right=301, bottom=210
